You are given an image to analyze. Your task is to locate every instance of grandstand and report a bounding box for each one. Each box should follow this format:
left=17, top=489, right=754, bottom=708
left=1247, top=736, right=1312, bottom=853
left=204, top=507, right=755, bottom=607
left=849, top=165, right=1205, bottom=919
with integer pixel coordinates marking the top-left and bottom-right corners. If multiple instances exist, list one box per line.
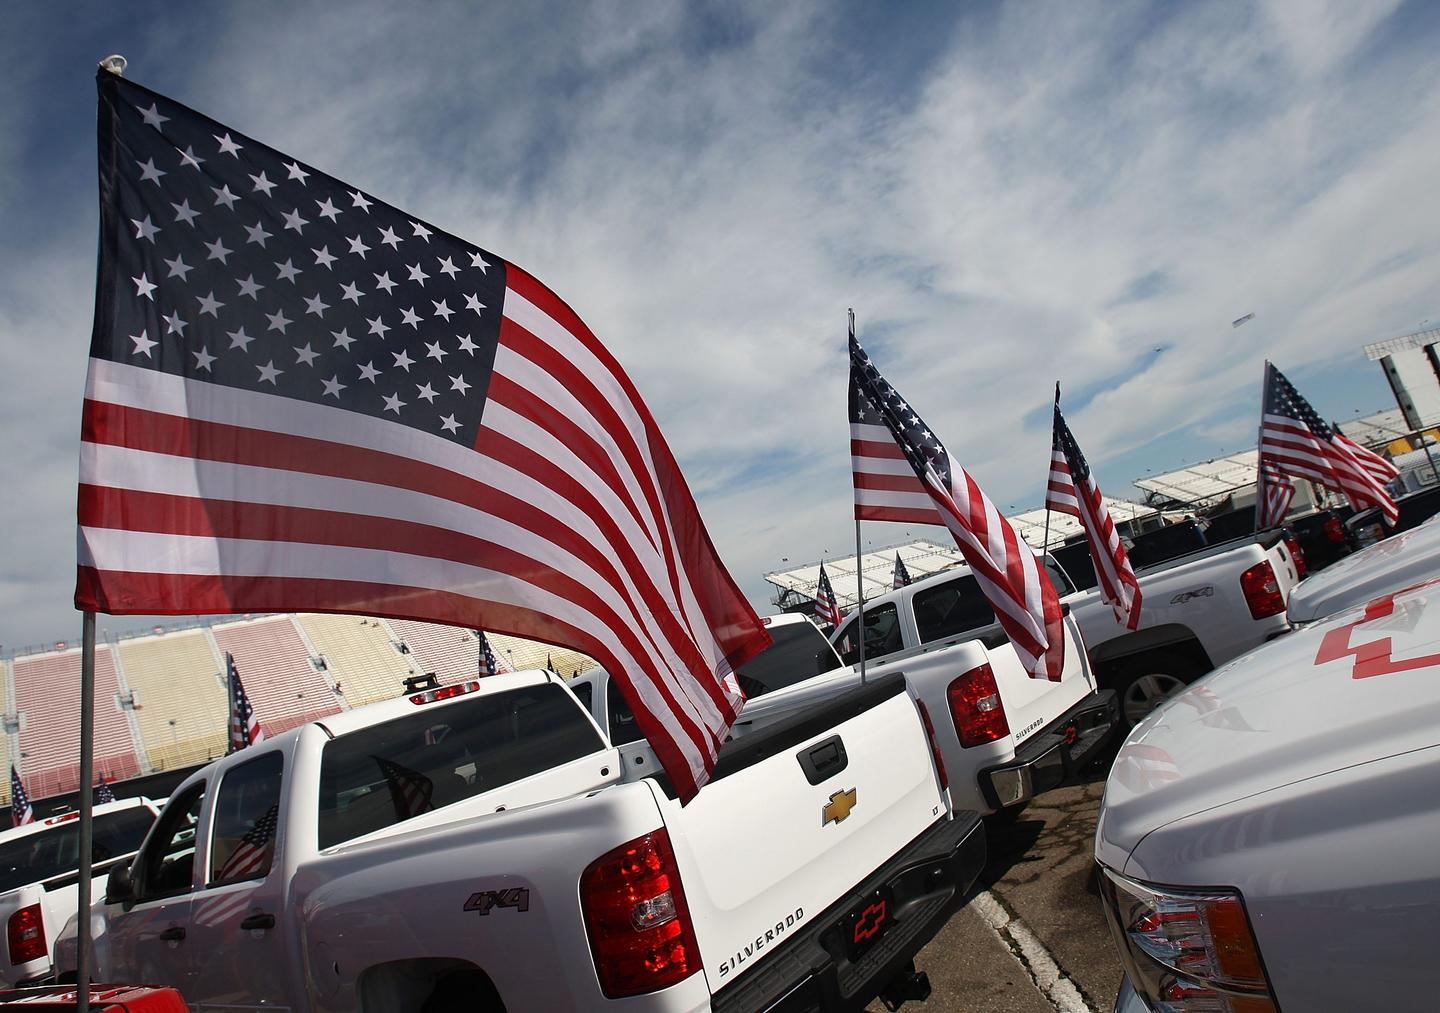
left=3, top=612, right=599, bottom=802
left=10, top=646, right=143, bottom=800
left=295, top=614, right=418, bottom=708
left=118, top=629, right=228, bottom=773
left=211, top=617, right=345, bottom=736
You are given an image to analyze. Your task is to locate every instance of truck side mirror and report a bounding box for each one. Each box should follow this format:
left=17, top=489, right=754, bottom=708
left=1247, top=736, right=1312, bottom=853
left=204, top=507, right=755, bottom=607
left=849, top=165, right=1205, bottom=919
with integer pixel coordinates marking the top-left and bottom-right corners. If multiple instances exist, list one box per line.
left=105, top=861, right=134, bottom=905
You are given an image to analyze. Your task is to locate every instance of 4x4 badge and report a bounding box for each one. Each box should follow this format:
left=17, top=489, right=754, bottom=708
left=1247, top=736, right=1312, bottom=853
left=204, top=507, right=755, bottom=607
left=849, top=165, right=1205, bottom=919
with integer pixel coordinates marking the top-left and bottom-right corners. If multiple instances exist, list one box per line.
left=823, top=788, right=857, bottom=826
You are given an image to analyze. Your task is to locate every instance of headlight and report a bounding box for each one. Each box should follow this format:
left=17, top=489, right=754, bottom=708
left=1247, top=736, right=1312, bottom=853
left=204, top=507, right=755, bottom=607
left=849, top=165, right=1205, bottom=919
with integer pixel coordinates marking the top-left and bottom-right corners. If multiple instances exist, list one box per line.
left=1098, top=865, right=1278, bottom=1012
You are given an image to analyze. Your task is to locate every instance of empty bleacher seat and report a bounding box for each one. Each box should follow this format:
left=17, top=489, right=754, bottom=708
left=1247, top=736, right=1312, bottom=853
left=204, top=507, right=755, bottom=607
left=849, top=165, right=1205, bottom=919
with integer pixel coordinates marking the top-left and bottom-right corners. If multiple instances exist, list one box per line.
left=211, top=617, right=343, bottom=735
left=293, top=614, right=416, bottom=708
left=119, top=630, right=228, bottom=773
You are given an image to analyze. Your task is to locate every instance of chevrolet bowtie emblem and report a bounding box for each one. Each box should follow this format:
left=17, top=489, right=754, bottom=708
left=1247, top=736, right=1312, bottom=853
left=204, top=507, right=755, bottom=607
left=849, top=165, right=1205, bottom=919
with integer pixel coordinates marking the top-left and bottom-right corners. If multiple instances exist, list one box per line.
left=823, top=788, right=858, bottom=826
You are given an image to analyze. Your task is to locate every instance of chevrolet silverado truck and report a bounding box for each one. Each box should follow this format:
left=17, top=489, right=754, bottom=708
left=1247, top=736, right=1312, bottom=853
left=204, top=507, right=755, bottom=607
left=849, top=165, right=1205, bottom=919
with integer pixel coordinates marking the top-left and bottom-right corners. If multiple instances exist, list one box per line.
left=576, top=603, right=1117, bottom=821
left=1054, top=528, right=1301, bottom=726
left=1288, top=513, right=1440, bottom=623
left=65, top=668, right=983, bottom=1012
left=0, top=797, right=159, bottom=986
left=1095, top=576, right=1440, bottom=1012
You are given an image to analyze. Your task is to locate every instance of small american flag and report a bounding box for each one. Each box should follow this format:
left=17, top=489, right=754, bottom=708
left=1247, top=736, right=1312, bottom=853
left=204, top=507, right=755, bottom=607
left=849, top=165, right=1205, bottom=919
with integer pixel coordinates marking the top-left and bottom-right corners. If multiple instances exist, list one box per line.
left=9, top=767, right=33, bottom=828
left=227, top=652, right=264, bottom=753
left=1047, top=404, right=1142, bottom=630
left=215, top=803, right=279, bottom=882
left=75, top=70, right=769, bottom=803
left=95, top=776, right=117, bottom=805
left=849, top=325, right=1065, bottom=679
left=814, top=563, right=843, bottom=628
left=892, top=553, right=912, bottom=590
left=476, top=630, right=500, bottom=677
left=375, top=756, right=434, bottom=820
left=1257, top=363, right=1398, bottom=528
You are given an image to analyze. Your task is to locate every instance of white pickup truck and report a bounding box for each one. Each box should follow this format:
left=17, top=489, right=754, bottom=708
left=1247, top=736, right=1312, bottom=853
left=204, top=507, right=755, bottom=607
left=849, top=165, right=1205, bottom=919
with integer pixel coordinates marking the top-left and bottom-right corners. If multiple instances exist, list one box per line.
left=578, top=594, right=1118, bottom=821
left=64, top=668, right=984, bottom=1011
left=1096, top=575, right=1440, bottom=1012
left=1054, top=529, right=1301, bottom=726
left=0, top=797, right=159, bottom=987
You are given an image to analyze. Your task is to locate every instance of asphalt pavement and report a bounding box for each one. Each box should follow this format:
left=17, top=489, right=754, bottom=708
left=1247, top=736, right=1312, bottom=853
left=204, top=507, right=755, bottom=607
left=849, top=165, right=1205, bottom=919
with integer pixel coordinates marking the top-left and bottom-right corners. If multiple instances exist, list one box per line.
left=868, top=773, right=1123, bottom=1012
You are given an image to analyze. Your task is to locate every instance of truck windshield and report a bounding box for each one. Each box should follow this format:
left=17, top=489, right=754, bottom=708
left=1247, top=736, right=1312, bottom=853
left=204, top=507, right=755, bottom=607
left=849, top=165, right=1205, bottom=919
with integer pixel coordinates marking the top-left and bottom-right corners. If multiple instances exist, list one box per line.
left=317, top=682, right=605, bottom=849
left=0, top=808, right=157, bottom=893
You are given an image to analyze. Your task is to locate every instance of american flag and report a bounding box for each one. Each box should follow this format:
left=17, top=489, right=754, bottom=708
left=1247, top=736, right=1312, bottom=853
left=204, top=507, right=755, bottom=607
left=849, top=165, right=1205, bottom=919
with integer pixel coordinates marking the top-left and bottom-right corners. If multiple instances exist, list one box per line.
left=892, top=553, right=912, bottom=590
left=227, top=653, right=264, bottom=753
left=476, top=630, right=500, bottom=677
left=1254, top=458, right=1295, bottom=531
left=95, top=776, right=116, bottom=805
left=1333, top=425, right=1400, bottom=487
left=849, top=327, right=1065, bottom=679
left=1256, top=363, right=1398, bottom=528
left=375, top=756, right=434, bottom=820
left=75, top=71, right=769, bottom=802
left=1046, top=404, right=1142, bottom=630
left=9, top=767, right=33, bottom=828
left=195, top=802, right=279, bottom=926
left=814, top=563, right=843, bottom=628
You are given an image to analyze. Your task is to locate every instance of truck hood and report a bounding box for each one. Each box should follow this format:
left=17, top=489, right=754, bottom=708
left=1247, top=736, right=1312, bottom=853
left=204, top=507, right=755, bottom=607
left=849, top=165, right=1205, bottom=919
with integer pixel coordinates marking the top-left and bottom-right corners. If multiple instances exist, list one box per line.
left=1096, top=579, right=1440, bottom=871
left=1287, top=515, right=1440, bottom=623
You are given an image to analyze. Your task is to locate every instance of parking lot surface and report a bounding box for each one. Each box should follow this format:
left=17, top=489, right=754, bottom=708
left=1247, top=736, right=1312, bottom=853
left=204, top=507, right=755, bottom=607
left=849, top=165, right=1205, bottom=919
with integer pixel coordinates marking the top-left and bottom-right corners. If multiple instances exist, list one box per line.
left=868, top=777, right=1121, bottom=1013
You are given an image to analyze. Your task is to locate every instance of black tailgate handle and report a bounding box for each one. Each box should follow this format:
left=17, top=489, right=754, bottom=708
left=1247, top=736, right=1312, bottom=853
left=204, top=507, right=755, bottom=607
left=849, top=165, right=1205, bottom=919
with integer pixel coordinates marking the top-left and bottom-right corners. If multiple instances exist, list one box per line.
left=797, top=735, right=848, bottom=786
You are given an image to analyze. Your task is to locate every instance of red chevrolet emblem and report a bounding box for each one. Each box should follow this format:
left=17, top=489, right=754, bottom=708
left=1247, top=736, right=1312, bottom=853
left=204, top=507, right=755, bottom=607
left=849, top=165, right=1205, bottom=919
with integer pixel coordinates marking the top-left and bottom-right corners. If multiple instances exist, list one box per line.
left=853, top=900, right=888, bottom=944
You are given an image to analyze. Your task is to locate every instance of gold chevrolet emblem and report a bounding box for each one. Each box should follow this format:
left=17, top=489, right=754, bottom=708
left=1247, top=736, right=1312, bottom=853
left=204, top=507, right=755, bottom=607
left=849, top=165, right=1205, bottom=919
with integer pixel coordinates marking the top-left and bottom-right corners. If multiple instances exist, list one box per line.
left=823, top=788, right=858, bottom=826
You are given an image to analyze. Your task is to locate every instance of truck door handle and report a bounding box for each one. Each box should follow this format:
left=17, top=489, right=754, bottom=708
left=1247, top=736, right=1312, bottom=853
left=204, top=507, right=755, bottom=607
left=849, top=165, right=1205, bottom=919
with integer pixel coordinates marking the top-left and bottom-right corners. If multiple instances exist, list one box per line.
left=239, top=913, right=275, bottom=931
left=797, top=735, right=849, bottom=785
left=159, top=926, right=186, bottom=942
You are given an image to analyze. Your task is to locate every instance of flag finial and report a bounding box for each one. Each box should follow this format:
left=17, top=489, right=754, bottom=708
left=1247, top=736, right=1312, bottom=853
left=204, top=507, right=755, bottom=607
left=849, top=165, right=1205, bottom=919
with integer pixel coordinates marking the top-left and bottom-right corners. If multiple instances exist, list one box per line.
left=98, top=55, right=127, bottom=76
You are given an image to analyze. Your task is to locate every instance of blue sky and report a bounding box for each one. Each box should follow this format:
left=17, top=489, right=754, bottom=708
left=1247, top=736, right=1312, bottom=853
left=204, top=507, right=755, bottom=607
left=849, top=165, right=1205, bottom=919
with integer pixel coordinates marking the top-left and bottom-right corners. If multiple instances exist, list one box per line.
left=3, top=0, right=1438, bottom=648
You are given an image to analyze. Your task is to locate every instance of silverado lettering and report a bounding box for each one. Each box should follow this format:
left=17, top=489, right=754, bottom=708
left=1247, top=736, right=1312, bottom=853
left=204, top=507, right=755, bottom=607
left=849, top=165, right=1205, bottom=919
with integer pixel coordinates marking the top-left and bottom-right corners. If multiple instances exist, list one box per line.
left=715, top=908, right=803, bottom=978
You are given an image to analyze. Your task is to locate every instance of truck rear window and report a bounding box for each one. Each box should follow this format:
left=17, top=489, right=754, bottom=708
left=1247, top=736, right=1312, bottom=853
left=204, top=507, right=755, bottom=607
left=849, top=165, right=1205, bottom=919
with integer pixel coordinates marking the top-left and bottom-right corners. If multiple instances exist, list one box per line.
left=0, top=808, right=156, bottom=892
left=316, top=683, right=605, bottom=848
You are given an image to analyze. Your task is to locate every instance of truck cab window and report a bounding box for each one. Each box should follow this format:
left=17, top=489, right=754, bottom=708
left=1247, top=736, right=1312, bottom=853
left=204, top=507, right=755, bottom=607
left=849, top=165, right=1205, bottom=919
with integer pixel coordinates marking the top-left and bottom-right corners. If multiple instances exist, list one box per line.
left=134, top=782, right=206, bottom=902
left=208, top=751, right=283, bottom=887
left=834, top=603, right=902, bottom=665
left=606, top=682, right=646, bottom=746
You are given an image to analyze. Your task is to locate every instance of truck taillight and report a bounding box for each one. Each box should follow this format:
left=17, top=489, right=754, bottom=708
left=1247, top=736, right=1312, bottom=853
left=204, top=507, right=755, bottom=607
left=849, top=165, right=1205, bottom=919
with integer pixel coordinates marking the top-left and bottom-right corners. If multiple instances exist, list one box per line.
left=948, top=663, right=1010, bottom=747
left=1283, top=536, right=1307, bottom=579
left=1099, top=866, right=1277, bottom=1011
left=581, top=828, right=700, bottom=998
left=408, top=680, right=482, bottom=705
left=1240, top=561, right=1286, bottom=619
left=7, top=904, right=46, bottom=966
left=916, top=701, right=949, bottom=792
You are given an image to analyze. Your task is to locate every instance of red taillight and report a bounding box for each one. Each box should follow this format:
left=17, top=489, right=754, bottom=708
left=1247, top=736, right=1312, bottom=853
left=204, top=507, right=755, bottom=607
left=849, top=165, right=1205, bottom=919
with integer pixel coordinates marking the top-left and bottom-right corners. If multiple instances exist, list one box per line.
left=915, top=701, right=949, bottom=792
left=1240, top=560, right=1286, bottom=619
left=948, top=663, right=1010, bottom=747
left=409, top=680, right=482, bottom=705
left=1323, top=515, right=1346, bottom=543
left=581, top=828, right=700, bottom=998
left=1284, top=536, right=1307, bottom=579
left=7, top=904, right=46, bottom=966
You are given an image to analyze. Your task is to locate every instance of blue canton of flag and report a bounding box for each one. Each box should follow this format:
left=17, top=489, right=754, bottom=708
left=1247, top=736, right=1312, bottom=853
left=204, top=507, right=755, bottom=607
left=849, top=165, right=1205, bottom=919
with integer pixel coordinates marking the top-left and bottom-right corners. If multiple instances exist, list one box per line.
left=10, top=767, right=34, bottom=827
left=892, top=553, right=912, bottom=590
left=95, top=776, right=117, bottom=805
left=227, top=652, right=264, bottom=753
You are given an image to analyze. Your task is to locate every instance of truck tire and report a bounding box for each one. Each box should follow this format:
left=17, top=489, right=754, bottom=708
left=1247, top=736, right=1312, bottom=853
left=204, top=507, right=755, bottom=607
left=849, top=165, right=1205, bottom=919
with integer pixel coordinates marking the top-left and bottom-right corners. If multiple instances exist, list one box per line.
left=420, top=969, right=505, bottom=1013
left=1112, top=656, right=1203, bottom=729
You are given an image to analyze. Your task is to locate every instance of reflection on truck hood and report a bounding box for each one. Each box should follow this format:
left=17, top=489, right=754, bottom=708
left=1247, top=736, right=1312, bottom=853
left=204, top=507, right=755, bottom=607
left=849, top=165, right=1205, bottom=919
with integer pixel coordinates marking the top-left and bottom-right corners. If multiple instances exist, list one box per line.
left=1096, top=579, right=1440, bottom=870
left=1287, top=514, right=1440, bottom=623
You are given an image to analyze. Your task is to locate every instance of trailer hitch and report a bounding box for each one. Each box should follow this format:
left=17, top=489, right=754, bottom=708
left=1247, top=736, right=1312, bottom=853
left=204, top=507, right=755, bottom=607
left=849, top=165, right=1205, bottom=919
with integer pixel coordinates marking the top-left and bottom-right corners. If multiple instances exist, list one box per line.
left=878, top=961, right=932, bottom=1010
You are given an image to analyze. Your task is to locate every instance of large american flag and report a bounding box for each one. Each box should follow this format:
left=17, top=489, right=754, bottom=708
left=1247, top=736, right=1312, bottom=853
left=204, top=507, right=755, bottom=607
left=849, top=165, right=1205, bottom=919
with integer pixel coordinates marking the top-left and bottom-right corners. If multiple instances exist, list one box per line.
left=849, top=329, right=1065, bottom=679
left=475, top=630, right=501, bottom=677
left=226, top=653, right=264, bottom=753
left=814, top=563, right=843, bottom=628
left=76, top=71, right=769, bottom=802
left=9, top=767, right=33, bottom=828
left=1256, top=363, right=1398, bottom=529
left=1046, top=404, right=1141, bottom=630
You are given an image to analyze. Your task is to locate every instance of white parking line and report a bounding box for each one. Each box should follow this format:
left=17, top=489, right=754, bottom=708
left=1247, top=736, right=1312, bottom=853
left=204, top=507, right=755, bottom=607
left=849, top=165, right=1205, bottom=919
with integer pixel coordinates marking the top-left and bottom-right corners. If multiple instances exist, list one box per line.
left=970, top=889, right=1099, bottom=1013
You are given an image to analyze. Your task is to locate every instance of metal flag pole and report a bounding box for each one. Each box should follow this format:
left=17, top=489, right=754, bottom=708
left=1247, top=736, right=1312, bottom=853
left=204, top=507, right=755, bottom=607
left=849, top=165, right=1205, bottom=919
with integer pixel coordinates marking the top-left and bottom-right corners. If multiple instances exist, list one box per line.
left=77, top=611, right=96, bottom=1013
left=1041, top=381, right=1060, bottom=555
left=1255, top=361, right=1270, bottom=533
left=850, top=309, right=867, bottom=686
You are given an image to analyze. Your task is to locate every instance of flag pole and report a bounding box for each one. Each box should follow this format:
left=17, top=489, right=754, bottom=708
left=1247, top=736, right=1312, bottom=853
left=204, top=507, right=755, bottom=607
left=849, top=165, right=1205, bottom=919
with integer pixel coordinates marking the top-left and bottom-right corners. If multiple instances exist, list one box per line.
left=77, top=611, right=96, bottom=1013
left=1255, top=361, right=1270, bottom=533
left=850, top=309, right=867, bottom=686
left=1041, top=381, right=1060, bottom=555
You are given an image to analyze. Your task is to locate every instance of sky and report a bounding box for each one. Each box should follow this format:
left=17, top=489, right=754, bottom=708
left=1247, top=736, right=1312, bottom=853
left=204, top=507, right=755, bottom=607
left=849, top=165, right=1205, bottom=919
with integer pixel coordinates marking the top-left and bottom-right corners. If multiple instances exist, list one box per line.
left=2, top=0, right=1438, bottom=651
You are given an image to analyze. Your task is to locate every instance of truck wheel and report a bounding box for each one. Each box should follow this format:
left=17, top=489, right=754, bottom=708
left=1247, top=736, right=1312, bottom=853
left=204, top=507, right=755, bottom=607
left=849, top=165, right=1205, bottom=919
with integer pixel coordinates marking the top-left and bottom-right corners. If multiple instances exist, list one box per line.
left=420, top=970, right=505, bottom=1013
left=1113, top=658, right=1200, bottom=728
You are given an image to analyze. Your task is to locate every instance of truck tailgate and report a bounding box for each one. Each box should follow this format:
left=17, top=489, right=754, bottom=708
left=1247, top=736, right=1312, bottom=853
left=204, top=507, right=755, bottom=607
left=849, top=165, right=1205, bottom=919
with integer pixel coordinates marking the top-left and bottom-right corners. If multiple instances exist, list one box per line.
left=990, top=611, right=1094, bottom=748
left=657, top=675, right=947, bottom=996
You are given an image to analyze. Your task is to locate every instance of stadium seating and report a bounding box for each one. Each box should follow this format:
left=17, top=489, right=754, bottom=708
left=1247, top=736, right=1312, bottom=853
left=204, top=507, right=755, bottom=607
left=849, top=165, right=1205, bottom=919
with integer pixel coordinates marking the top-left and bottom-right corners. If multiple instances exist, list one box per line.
left=118, top=629, right=228, bottom=773
left=487, top=632, right=595, bottom=677
left=11, top=647, right=143, bottom=799
left=294, top=614, right=417, bottom=708
left=211, top=617, right=343, bottom=736
left=386, top=619, right=488, bottom=683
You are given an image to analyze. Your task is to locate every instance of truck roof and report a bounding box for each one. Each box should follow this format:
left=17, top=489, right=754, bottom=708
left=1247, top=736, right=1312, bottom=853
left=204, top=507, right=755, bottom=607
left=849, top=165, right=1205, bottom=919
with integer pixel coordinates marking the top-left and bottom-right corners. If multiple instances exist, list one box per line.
left=0, top=797, right=157, bottom=846
left=313, top=669, right=556, bottom=738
